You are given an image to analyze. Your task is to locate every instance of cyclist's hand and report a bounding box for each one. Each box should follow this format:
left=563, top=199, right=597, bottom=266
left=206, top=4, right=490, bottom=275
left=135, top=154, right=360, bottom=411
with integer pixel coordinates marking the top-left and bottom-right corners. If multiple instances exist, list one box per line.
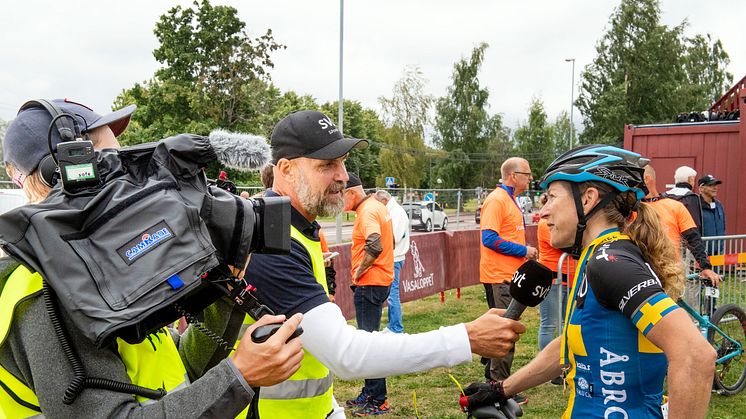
left=700, top=269, right=721, bottom=287
left=459, top=381, right=507, bottom=410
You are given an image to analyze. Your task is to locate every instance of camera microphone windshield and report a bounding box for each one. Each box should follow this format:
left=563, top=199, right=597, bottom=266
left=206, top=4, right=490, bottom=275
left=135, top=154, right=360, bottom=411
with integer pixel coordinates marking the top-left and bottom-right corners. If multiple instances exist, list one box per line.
left=209, top=129, right=272, bottom=170
left=503, top=259, right=554, bottom=320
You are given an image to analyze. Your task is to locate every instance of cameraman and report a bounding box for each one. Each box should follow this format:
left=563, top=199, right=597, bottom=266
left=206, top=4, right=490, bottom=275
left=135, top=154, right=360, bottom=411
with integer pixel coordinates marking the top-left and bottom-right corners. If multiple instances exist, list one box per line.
left=240, top=110, right=526, bottom=418
left=0, top=100, right=304, bottom=418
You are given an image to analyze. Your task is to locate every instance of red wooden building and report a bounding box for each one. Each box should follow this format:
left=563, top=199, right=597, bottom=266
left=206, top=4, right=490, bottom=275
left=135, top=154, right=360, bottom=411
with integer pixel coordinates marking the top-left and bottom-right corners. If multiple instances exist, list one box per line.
left=624, top=76, right=746, bottom=234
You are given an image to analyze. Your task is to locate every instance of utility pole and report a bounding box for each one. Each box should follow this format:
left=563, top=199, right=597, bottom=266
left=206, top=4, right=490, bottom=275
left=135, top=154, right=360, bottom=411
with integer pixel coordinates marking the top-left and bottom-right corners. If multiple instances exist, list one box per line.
left=335, top=0, right=345, bottom=243
left=565, top=58, right=575, bottom=149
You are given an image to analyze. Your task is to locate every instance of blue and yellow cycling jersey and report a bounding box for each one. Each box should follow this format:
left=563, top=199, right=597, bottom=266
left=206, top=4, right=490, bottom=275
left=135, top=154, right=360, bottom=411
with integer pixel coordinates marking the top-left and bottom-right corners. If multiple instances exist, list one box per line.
left=561, top=229, right=680, bottom=419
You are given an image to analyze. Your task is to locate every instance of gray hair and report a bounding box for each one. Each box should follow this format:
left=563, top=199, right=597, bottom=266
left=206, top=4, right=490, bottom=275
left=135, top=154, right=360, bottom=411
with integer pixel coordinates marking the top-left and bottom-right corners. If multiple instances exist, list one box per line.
left=374, top=190, right=391, bottom=201
left=674, top=166, right=696, bottom=184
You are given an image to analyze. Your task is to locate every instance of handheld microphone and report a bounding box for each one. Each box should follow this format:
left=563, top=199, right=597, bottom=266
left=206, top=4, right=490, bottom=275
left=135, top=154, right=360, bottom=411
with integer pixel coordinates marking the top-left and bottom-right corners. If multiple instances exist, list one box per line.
left=503, top=260, right=554, bottom=320
left=209, top=129, right=272, bottom=170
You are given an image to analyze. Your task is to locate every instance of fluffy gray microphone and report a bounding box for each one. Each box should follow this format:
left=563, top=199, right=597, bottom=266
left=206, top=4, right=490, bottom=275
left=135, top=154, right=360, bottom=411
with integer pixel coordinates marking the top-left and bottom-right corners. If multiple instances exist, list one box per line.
left=208, top=129, right=271, bottom=170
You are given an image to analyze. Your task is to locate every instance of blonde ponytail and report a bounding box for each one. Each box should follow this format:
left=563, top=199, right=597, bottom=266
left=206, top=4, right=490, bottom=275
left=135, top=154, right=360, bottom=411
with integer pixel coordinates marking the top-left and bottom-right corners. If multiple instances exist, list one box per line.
left=625, top=202, right=685, bottom=300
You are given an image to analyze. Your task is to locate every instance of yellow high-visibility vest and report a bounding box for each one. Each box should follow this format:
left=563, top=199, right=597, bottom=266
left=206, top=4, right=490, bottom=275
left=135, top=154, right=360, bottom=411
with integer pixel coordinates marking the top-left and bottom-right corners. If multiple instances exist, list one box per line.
left=237, top=225, right=333, bottom=419
left=0, top=265, right=188, bottom=418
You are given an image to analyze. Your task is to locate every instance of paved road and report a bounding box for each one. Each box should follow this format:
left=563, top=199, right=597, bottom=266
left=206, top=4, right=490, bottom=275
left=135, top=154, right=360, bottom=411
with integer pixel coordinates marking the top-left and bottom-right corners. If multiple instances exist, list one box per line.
left=319, top=213, right=480, bottom=245
left=320, top=211, right=537, bottom=245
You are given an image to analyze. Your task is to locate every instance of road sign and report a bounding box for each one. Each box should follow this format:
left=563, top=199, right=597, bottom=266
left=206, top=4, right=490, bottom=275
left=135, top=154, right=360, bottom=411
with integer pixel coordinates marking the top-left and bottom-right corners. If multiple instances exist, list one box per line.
left=385, top=177, right=395, bottom=188
left=423, top=192, right=435, bottom=202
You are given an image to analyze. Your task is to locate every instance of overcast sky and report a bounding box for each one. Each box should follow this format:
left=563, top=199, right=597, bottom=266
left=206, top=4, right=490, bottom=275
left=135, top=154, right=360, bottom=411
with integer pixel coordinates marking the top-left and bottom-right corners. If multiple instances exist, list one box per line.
left=1, top=0, right=743, bottom=132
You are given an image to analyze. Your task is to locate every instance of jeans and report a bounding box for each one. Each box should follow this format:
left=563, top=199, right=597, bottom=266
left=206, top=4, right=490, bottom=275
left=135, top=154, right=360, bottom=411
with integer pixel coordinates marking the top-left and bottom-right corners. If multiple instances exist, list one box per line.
left=387, top=261, right=405, bottom=333
left=538, top=283, right=568, bottom=350
left=354, top=285, right=391, bottom=402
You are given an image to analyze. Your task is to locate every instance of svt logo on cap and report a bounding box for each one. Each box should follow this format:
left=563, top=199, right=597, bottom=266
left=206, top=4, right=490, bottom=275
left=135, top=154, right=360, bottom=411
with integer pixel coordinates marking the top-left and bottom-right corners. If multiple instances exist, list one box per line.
left=318, top=117, right=339, bottom=135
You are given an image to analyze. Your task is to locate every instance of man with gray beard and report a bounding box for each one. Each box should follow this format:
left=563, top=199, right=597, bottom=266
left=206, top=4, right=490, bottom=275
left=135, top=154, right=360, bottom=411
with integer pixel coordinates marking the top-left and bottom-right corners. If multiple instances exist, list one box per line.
left=242, top=110, right=526, bottom=418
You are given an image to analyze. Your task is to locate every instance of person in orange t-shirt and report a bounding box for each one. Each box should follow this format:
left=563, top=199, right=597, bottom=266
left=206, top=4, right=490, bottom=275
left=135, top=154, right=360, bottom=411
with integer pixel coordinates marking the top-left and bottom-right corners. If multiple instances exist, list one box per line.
left=343, top=172, right=395, bottom=410
left=478, top=157, right=537, bottom=403
left=642, top=165, right=719, bottom=286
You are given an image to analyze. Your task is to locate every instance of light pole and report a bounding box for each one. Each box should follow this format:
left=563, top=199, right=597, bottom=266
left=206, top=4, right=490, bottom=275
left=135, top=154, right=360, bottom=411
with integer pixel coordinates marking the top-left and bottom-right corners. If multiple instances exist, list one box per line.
left=565, top=58, right=575, bottom=149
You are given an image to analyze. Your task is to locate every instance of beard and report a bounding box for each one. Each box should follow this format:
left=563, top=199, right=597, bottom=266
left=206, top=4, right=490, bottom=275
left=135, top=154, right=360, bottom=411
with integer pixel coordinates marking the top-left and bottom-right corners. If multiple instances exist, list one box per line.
left=294, top=168, right=345, bottom=218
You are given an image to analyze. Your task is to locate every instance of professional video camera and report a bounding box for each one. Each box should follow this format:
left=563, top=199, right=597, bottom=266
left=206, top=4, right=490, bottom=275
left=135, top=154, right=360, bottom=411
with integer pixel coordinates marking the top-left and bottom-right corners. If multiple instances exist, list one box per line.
left=0, top=130, right=290, bottom=348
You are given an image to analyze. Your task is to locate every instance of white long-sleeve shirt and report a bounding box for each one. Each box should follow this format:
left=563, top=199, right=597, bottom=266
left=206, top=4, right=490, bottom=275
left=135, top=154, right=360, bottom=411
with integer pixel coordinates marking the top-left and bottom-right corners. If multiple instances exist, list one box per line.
left=386, top=197, right=410, bottom=262
left=301, top=302, right=472, bottom=380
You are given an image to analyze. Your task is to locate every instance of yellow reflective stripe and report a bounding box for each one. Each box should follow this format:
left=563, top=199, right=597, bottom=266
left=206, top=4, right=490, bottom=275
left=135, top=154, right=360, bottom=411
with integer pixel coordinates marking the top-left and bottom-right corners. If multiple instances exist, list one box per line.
left=0, top=364, right=40, bottom=414
left=0, top=266, right=43, bottom=416
left=236, top=225, right=333, bottom=419
left=257, top=387, right=334, bottom=419
left=0, top=267, right=42, bottom=347
left=260, top=372, right=333, bottom=400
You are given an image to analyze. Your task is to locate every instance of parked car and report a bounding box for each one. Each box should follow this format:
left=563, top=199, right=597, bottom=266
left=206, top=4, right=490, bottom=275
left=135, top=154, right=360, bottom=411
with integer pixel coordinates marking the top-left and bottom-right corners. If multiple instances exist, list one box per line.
left=402, top=201, right=448, bottom=231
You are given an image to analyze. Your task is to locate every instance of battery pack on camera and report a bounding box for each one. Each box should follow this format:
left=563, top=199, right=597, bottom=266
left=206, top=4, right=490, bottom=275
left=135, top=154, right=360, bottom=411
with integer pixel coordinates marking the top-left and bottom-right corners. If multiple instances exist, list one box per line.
left=57, top=140, right=99, bottom=190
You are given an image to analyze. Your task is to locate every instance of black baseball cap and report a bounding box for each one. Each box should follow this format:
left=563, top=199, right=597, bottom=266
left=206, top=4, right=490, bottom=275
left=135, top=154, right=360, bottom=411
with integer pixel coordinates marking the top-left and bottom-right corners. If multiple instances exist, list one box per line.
left=270, top=110, right=368, bottom=163
left=698, top=174, right=722, bottom=186
left=346, top=172, right=362, bottom=189
left=3, top=99, right=135, bottom=176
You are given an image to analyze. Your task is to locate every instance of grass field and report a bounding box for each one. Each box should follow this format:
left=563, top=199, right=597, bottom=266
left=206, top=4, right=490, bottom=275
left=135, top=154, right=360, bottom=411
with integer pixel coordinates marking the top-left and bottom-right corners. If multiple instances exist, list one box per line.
left=334, top=285, right=746, bottom=418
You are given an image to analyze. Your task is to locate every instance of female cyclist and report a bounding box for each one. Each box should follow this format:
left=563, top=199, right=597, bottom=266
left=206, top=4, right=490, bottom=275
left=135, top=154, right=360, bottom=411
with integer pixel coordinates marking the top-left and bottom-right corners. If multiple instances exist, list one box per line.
left=463, top=145, right=716, bottom=418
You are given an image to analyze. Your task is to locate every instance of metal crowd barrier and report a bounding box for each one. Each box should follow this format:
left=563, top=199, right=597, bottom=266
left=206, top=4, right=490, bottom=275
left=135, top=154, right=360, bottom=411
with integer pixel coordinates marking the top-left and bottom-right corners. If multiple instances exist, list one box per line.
left=683, top=234, right=746, bottom=311
left=553, top=253, right=573, bottom=334
left=540, top=234, right=746, bottom=342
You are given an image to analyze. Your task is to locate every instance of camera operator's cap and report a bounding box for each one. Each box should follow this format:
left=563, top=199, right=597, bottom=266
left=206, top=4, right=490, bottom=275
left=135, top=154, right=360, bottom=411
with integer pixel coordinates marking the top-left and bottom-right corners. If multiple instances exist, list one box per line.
left=346, top=172, right=362, bottom=189
left=3, top=98, right=136, bottom=176
left=698, top=174, right=722, bottom=186
left=270, top=110, right=368, bottom=163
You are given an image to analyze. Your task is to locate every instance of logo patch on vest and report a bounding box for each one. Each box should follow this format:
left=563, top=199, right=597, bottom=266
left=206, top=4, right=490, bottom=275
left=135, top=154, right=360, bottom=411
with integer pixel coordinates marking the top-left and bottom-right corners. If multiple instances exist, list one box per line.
left=117, top=221, right=174, bottom=265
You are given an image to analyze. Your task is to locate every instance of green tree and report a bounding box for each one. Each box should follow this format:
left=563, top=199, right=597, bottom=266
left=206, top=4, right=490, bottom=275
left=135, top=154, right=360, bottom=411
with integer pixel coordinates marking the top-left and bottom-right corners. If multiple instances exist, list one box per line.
left=114, top=0, right=286, bottom=184
left=319, top=101, right=383, bottom=188
left=477, top=115, right=512, bottom=186
left=513, top=98, right=555, bottom=177
left=378, top=66, right=433, bottom=188
left=680, top=33, right=732, bottom=111
left=115, top=0, right=284, bottom=143
left=576, top=0, right=731, bottom=145
left=551, top=110, right=575, bottom=156
left=433, top=43, right=500, bottom=188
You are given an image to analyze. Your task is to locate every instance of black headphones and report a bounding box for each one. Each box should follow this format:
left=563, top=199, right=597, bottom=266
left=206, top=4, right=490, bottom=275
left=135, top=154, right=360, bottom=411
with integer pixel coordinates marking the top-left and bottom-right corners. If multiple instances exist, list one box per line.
left=18, top=99, right=89, bottom=188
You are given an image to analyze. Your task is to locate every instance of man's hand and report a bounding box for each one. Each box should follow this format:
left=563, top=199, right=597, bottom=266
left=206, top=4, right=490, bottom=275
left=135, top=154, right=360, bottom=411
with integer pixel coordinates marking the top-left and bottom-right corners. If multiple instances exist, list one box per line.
left=232, top=313, right=305, bottom=387
left=525, top=246, right=538, bottom=261
left=700, top=269, right=721, bottom=287
left=464, top=309, right=526, bottom=358
left=322, top=252, right=334, bottom=268
left=459, top=381, right=508, bottom=410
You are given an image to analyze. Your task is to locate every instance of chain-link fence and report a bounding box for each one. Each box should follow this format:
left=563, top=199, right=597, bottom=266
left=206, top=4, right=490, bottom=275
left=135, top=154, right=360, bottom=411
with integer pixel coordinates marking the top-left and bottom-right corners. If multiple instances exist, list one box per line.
left=319, top=187, right=544, bottom=245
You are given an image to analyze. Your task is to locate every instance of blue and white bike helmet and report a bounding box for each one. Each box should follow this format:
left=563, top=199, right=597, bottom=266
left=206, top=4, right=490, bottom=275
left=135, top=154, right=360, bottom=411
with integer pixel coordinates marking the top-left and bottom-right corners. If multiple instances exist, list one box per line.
left=539, top=144, right=649, bottom=257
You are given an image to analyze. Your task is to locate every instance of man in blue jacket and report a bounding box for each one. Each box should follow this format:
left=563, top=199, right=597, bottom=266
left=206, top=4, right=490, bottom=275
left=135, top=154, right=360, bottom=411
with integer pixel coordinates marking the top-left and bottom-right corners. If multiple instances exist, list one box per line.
left=699, top=174, right=726, bottom=258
